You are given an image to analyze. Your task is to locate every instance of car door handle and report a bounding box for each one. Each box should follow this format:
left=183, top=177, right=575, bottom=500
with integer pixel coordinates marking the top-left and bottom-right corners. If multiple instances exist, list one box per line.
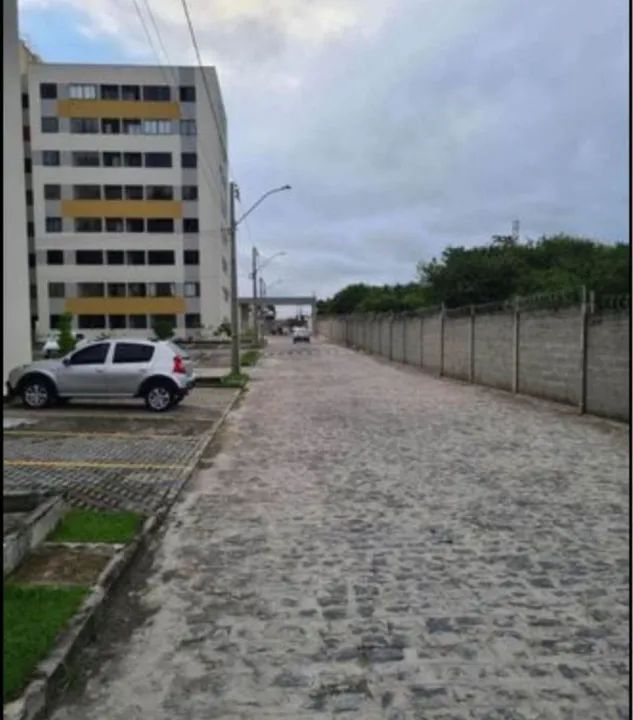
left=95, top=369, right=105, bottom=373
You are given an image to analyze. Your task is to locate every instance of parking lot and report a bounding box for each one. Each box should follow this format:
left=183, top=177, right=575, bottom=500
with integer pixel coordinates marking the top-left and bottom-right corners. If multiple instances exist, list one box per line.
left=3, top=387, right=239, bottom=514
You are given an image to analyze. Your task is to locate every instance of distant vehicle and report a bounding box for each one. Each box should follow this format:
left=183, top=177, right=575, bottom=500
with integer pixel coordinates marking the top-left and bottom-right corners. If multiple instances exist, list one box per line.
left=42, top=332, right=86, bottom=358
left=7, top=339, right=196, bottom=412
left=292, top=326, right=311, bottom=343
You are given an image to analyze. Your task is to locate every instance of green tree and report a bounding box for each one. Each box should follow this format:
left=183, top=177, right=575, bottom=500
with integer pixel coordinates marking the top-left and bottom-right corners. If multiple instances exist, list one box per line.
left=152, top=317, right=175, bottom=340
left=56, top=312, right=76, bottom=355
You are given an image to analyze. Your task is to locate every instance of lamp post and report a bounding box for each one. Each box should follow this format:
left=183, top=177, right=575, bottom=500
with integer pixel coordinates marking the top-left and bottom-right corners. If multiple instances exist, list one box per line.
left=250, top=250, right=286, bottom=344
left=229, top=184, right=291, bottom=375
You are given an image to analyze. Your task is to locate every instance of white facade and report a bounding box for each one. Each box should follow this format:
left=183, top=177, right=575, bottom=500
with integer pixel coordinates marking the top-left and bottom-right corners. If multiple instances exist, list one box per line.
left=3, top=0, right=32, bottom=388
left=26, top=61, right=230, bottom=341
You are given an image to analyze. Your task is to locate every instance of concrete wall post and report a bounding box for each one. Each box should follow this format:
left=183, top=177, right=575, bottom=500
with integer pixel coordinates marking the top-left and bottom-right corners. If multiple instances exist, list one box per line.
left=419, top=315, right=424, bottom=368
left=469, top=305, right=475, bottom=383
left=389, top=315, right=394, bottom=361
left=402, top=314, right=407, bottom=364
left=579, top=286, right=589, bottom=414
left=439, top=304, right=446, bottom=377
left=512, top=297, right=520, bottom=394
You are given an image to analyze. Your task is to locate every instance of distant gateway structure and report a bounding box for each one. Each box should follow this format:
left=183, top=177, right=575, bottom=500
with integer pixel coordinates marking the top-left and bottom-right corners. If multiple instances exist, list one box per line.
left=238, top=295, right=318, bottom=332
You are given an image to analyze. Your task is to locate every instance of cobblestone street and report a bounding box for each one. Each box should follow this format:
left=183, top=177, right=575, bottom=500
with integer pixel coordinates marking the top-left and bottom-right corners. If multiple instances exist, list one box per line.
left=51, top=337, right=629, bottom=719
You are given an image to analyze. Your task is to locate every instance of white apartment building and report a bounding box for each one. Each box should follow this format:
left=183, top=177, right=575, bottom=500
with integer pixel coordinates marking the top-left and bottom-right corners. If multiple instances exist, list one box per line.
left=25, top=60, right=231, bottom=340
left=3, top=0, right=32, bottom=389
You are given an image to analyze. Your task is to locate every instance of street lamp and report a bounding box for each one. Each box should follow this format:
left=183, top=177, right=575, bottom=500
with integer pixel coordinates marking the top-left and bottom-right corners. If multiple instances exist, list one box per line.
left=250, top=251, right=287, bottom=342
left=229, top=183, right=291, bottom=375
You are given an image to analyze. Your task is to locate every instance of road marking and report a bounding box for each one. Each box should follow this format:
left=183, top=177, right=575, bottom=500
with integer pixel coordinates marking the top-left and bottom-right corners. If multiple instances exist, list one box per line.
left=4, top=459, right=189, bottom=470
left=4, top=430, right=195, bottom=441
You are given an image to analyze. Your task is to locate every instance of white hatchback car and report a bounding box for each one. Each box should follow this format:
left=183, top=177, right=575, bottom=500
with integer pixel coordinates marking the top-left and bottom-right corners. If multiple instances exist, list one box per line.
left=292, top=326, right=311, bottom=343
left=7, top=339, right=196, bottom=412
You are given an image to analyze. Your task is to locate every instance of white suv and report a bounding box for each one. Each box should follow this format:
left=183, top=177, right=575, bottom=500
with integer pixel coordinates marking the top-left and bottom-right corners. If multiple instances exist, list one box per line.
left=7, top=339, right=196, bottom=412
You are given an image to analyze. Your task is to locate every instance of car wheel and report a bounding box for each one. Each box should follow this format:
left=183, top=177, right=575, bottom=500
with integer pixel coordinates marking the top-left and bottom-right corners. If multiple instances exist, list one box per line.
left=21, top=376, right=55, bottom=409
left=144, top=381, right=174, bottom=412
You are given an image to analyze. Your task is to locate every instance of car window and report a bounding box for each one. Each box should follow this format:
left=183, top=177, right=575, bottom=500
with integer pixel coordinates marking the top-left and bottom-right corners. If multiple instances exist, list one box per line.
left=113, top=342, right=154, bottom=364
left=69, top=343, right=109, bottom=365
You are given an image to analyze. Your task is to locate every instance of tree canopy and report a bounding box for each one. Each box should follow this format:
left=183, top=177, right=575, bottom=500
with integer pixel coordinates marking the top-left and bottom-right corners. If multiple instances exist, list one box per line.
left=318, top=234, right=629, bottom=314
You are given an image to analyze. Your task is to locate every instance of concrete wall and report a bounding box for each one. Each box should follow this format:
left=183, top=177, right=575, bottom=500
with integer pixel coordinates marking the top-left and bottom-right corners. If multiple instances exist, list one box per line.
left=473, top=312, right=514, bottom=391
left=3, top=0, right=32, bottom=389
left=586, top=311, right=630, bottom=421
left=443, top=316, right=470, bottom=381
left=518, top=308, right=581, bottom=406
left=316, top=303, right=629, bottom=422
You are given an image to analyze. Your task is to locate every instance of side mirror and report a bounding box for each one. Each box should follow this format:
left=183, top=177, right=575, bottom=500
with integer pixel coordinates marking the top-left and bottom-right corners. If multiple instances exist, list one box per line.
left=62, top=357, right=71, bottom=366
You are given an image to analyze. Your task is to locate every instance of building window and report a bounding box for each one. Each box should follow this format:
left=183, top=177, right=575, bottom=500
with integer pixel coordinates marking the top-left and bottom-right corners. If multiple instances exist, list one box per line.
left=123, top=152, right=142, bottom=167
left=146, top=185, right=173, bottom=200
left=50, top=314, right=61, bottom=329
left=223, top=287, right=229, bottom=302
left=150, top=283, right=175, bottom=297
left=128, top=283, right=147, bottom=297
left=144, top=152, right=172, bottom=168
left=109, top=315, right=127, bottom=330
left=184, top=282, right=200, bottom=297
left=184, top=250, right=199, bottom=265
left=179, top=119, right=197, bottom=135
left=22, top=92, right=29, bottom=108
left=107, top=251, right=124, bottom=265
left=101, top=118, right=120, bottom=134
left=74, top=218, right=102, bottom=233
left=72, top=151, right=100, bottom=167
left=42, top=150, right=60, bottom=166
left=183, top=218, right=199, bottom=233
left=124, top=185, right=143, bottom=200
left=103, top=152, right=122, bottom=167
left=29, top=252, right=36, bottom=267
left=129, top=314, right=148, bottom=329
left=78, top=282, right=105, bottom=298
left=181, top=153, right=197, bottom=168
left=24, top=158, right=32, bottom=173
left=222, top=256, right=228, bottom=273
left=126, top=218, right=144, bottom=233
left=100, top=84, right=119, bottom=100
left=46, top=217, right=62, bottom=233
left=74, top=184, right=101, bottom=200
left=78, top=315, right=106, bottom=330
left=44, top=184, right=61, bottom=200
left=127, top=250, right=145, bottom=265
left=104, top=185, right=123, bottom=200
left=185, top=313, right=201, bottom=329
left=25, top=190, right=33, bottom=206
left=40, top=83, right=57, bottom=99
left=142, top=119, right=173, bottom=135
left=143, top=85, right=170, bottom=101
left=147, top=219, right=174, bottom=233
left=41, top=116, right=59, bottom=133
left=75, top=250, right=103, bottom=265
left=23, top=126, right=30, bottom=144
left=27, top=222, right=35, bottom=238
left=48, top=282, right=65, bottom=298
left=69, top=84, right=97, bottom=99
left=30, top=284, right=37, bottom=300
left=122, top=118, right=142, bottom=135
left=47, top=250, right=64, bottom=265
left=121, top=85, right=140, bottom=101
left=70, top=117, right=99, bottom=134
left=182, top=185, right=198, bottom=200
left=148, top=250, right=175, bottom=265
left=105, top=218, right=124, bottom=232
left=179, top=86, right=196, bottom=102
left=107, top=283, right=126, bottom=297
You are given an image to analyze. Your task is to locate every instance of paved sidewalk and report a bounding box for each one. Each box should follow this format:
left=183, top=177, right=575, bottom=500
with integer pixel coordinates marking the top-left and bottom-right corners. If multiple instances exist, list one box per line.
left=51, top=337, right=629, bottom=719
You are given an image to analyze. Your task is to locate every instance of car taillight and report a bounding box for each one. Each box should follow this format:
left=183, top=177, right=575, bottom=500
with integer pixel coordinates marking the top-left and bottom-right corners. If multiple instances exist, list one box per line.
left=173, top=355, right=186, bottom=374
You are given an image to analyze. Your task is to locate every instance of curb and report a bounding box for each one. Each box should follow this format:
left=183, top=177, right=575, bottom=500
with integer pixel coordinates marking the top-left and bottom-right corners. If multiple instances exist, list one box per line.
left=3, top=388, right=243, bottom=720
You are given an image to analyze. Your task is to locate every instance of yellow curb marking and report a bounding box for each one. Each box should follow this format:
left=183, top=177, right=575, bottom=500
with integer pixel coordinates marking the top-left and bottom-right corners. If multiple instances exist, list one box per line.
left=4, top=430, right=194, bottom=440
left=4, top=459, right=189, bottom=471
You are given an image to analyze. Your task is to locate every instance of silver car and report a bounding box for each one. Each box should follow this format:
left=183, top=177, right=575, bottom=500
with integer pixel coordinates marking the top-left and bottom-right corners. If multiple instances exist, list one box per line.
left=7, top=339, right=196, bottom=412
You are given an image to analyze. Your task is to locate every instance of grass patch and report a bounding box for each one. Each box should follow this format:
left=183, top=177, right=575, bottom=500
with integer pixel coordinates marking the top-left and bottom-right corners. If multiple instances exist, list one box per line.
left=240, top=350, right=260, bottom=367
left=3, top=584, right=88, bottom=702
left=219, top=372, right=250, bottom=388
left=49, top=509, right=143, bottom=544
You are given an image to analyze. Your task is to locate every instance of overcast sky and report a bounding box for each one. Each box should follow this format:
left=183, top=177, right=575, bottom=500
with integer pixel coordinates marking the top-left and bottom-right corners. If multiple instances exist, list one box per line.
left=19, top=0, right=629, bottom=309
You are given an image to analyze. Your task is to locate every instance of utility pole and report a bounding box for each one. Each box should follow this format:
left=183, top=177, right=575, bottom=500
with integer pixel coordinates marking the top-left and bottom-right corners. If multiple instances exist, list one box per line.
left=251, top=246, right=258, bottom=344
left=229, top=181, right=240, bottom=375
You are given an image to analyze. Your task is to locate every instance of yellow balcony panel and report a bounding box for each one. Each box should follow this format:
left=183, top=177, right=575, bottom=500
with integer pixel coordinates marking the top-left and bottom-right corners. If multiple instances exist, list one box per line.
left=65, top=297, right=186, bottom=315
left=61, top=200, right=182, bottom=219
left=57, top=99, right=181, bottom=119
